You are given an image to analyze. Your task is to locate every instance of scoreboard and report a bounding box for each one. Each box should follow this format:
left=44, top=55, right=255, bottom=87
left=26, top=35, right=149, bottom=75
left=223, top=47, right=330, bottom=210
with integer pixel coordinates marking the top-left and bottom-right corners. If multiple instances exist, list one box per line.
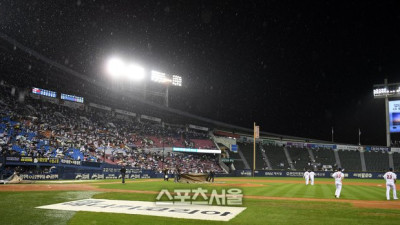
left=32, top=87, right=57, bottom=98
left=61, top=93, right=84, bottom=103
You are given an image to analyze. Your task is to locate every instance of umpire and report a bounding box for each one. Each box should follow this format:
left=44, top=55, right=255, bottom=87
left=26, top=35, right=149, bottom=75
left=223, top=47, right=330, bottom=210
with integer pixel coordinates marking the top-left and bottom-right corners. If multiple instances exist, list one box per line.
left=120, top=166, right=126, bottom=184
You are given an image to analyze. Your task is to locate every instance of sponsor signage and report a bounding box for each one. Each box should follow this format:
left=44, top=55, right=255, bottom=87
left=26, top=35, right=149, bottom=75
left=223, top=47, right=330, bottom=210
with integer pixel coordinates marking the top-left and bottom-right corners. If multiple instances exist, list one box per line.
left=391, top=147, right=400, bottom=153
left=305, top=143, right=335, bottom=149
left=141, top=114, right=161, bottom=123
left=230, top=144, right=238, bottom=153
left=235, top=169, right=252, bottom=177
left=63, top=100, right=84, bottom=110
left=252, top=170, right=387, bottom=179
left=365, top=146, right=389, bottom=152
left=221, top=158, right=235, bottom=163
left=389, top=100, right=400, bottom=133
left=286, top=142, right=303, bottom=148
left=32, top=87, right=57, bottom=98
left=173, top=147, right=221, bottom=154
left=20, top=174, right=59, bottom=180
left=188, top=124, right=209, bottom=131
left=335, top=145, right=363, bottom=151
left=61, top=93, right=84, bottom=103
left=115, top=109, right=136, bottom=117
left=6, top=157, right=59, bottom=164
left=6, top=157, right=20, bottom=162
left=89, top=102, right=112, bottom=111
left=37, top=199, right=246, bottom=221
left=60, top=159, right=82, bottom=166
left=262, top=139, right=276, bottom=145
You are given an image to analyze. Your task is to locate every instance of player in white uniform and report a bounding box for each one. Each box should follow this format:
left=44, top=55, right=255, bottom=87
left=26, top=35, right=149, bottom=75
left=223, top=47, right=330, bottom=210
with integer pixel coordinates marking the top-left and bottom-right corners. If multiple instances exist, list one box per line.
left=309, top=170, right=315, bottom=185
left=383, top=168, right=398, bottom=200
left=332, top=168, right=344, bottom=198
left=303, top=170, right=310, bottom=185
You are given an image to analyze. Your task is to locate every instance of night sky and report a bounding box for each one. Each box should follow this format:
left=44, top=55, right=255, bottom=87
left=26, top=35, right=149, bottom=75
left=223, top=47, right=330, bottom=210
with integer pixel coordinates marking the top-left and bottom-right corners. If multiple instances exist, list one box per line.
left=1, top=0, right=400, bottom=146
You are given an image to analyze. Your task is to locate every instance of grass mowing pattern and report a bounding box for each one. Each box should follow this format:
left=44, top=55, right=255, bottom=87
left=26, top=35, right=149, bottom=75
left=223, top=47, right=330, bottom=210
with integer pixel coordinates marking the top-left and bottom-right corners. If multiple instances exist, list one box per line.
left=1, top=178, right=399, bottom=224
left=95, top=178, right=391, bottom=200
left=0, top=191, right=99, bottom=225
left=67, top=192, right=400, bottom=225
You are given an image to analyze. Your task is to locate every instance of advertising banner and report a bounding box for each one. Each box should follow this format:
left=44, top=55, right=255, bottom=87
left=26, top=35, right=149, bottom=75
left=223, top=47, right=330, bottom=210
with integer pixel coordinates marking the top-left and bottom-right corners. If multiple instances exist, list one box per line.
left=336, top=145, right=363, bottom=151
left=20, top=173, right=59, bottom=180
left=5, top=157, right=59, bottom=164
left=189, top=124, right=209, bottom=131
left=252, top=170, right=386, bottom=179
left=89, top=102, right=112, bottom=111
left=60, top=159, right=82, bottom=166
left=141, top=114, right=161, bottom=123
left=365, top=146, right=389, bottom=152
left=389, top=100, right=400, bottom=133
left=115, top=109, right=136, bottom=117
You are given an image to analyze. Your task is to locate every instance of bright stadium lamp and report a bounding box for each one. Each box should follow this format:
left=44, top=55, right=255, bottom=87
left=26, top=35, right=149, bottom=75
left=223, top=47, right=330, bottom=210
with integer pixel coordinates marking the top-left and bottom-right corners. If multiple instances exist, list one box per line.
left=125, top=64, right=145, bottom=81
left=172, top=75, right=182, bottom=86
left=106, top=57, right=125, bottom=78
left=151, top=71, right=171, bottom=83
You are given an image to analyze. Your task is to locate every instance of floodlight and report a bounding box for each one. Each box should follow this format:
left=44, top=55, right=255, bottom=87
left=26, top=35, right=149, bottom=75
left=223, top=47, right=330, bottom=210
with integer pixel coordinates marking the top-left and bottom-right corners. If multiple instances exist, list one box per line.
left=106, top=57, right=125, bottom=78
left=172, top=75, right=182, bottom=86
left=151, top=71, right=171, bottom=83
left=125, top=64, right=145, bottom=81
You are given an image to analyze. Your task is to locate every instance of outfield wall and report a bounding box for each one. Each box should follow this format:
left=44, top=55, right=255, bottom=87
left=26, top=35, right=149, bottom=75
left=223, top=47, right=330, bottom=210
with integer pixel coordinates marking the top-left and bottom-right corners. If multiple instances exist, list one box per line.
left=0, top=156, right=391, bottom=180
left=10, top=170, right=392, bottom=180
left=249, top=170, right=386, bottom=179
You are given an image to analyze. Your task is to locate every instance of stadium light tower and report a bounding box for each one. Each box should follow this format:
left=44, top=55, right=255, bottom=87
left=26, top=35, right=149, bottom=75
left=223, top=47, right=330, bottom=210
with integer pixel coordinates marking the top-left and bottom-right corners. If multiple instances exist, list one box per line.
left=373, top=78, right=400, bottom=147
left=151, top=70, right=182, bottom=107
left=104, top=57, right=182, bottom=107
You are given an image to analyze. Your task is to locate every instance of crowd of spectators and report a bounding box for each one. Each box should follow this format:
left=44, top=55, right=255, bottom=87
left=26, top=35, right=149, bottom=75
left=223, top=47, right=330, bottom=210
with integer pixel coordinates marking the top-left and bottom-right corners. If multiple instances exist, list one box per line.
left=0, top=84, right=223, bottom=173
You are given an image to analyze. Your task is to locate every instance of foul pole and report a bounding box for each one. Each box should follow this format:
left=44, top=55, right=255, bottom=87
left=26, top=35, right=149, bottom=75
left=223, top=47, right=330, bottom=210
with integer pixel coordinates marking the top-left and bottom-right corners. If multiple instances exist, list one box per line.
left=253, top=123, right=259, bottom=177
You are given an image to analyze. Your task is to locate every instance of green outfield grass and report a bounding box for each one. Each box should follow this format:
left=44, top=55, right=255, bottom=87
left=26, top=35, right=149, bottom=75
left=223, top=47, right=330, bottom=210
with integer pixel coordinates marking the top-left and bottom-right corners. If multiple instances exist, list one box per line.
left=1, top=177, right=399, bottom=225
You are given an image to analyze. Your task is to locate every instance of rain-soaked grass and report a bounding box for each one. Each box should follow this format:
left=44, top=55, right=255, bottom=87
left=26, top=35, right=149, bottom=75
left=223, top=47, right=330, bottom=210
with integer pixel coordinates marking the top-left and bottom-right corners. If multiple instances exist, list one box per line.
left=0, top=191, right=99, bottom=225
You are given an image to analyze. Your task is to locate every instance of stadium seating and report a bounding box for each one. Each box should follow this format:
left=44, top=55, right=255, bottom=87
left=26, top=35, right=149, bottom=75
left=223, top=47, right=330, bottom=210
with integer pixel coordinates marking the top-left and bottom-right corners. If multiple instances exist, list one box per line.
left=363, top=150, right=389, bottom=172
left=263, top=144, right=288, bottom=170
left=286, top=146, right=311, bottom=170
left=312, top=148, right=337, bottom=168
left=392, top=152, right=400, bottom=171
left=338, top=150, right=362, bottom=171
left=0, top=84, right=222, bottom=173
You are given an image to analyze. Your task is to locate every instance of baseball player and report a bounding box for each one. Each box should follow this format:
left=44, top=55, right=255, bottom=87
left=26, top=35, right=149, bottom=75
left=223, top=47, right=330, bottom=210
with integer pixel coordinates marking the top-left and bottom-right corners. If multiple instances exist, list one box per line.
left=332, top=168, right=344, bottom=198
left=303, top=170, right=310, bottom=185
left=383, top=168, right=398, bottom=200
left=309, top=170, right=315, bottom=185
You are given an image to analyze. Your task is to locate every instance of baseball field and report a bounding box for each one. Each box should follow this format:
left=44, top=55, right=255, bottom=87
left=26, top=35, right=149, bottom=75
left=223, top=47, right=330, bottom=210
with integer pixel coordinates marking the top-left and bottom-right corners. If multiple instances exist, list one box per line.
left=1, top=177, right=399, bottom=225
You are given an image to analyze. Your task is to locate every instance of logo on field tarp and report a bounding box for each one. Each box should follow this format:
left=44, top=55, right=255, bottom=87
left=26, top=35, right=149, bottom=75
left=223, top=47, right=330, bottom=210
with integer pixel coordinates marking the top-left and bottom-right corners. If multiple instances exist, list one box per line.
left=36, top=199, right=246, bottom=221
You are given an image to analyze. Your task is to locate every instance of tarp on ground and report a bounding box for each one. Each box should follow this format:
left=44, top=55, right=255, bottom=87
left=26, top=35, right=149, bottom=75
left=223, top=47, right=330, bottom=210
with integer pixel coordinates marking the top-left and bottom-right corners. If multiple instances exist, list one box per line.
left=178, top=173, right=208, bottom=183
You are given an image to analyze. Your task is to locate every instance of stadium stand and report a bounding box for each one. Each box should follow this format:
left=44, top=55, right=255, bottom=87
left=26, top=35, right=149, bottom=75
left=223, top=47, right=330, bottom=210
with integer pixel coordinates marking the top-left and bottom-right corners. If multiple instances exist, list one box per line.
left=229, top=145, right=247, bottom=170
left=363, top=150, right=389, bottom=172
left=338, top=150, right=362, bottom=171
left=312, top=148, right=337, bottom=170
left=392, top=152, right=400, bottom=171
left=0, top=84, right=223, bottom=174
left=286, top=146, right=311, bottom=171
left=263, top=144, right=288, bottom=170
left=237, top=142, right=263, bottom=169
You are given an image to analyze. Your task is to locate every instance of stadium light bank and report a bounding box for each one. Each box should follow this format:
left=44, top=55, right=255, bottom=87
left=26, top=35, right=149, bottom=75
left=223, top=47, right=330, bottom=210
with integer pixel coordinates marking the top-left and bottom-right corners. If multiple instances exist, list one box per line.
left=105, top=56, right=182, bottom=107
